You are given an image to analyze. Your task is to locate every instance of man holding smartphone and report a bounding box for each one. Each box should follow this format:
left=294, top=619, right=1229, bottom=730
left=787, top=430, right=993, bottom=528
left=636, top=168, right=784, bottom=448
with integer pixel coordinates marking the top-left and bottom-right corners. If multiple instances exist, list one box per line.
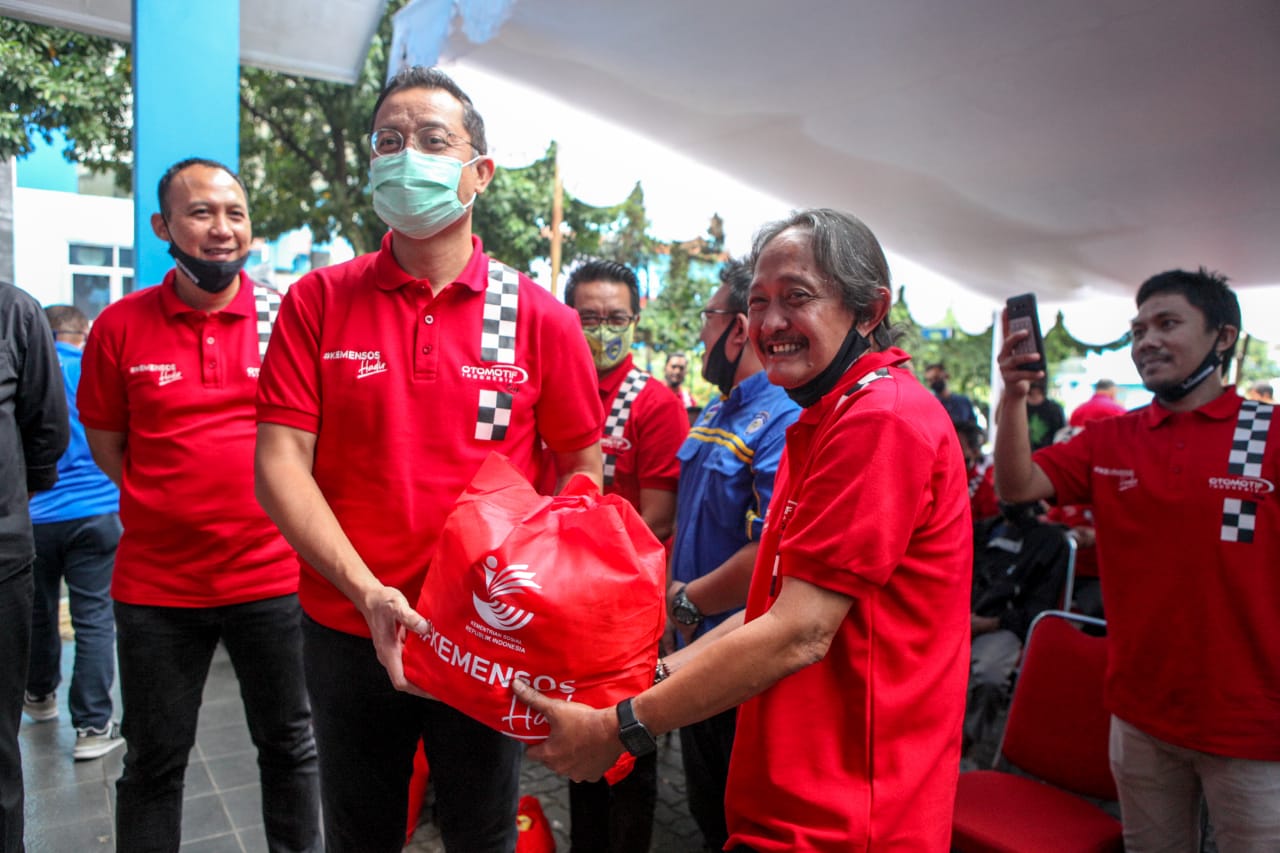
left=994, top=269, right=1279, bottom=851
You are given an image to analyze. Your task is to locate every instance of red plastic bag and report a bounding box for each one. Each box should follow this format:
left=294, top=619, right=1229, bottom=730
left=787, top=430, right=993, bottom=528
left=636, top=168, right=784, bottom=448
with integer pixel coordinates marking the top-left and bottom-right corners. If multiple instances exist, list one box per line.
left=403, top=453, right=666, bottom=743
left=516, top=794, right=557, bottom=853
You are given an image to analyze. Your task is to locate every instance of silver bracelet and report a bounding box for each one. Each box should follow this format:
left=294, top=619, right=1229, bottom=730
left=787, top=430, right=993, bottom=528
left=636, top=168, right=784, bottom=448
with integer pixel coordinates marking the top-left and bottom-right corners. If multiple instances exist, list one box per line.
left=654, top=658, right=671, bottom=684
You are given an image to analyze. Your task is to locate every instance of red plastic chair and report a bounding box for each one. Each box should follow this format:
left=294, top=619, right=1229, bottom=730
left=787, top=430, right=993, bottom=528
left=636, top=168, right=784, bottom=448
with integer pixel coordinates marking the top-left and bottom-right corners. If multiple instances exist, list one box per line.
left=952, top=610, right=1122, bottom=853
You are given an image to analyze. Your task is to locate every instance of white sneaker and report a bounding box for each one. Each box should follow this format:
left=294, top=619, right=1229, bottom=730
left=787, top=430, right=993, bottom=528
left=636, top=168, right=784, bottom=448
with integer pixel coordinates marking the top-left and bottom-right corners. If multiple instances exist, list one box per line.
left=22, top=691, right=58, bottom=722
left=74, top=722, right=125, bottom=761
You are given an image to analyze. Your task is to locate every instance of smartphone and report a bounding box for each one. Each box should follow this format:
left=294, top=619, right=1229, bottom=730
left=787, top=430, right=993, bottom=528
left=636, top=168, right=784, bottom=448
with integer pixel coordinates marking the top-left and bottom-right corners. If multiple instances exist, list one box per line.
left=1006, top=293, right=1046, bottom=374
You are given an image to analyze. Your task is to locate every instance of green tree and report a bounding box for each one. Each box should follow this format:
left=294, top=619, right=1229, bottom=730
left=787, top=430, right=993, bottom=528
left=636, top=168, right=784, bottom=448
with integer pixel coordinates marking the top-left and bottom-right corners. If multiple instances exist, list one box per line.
left=0, top=18, right=132, bottom=186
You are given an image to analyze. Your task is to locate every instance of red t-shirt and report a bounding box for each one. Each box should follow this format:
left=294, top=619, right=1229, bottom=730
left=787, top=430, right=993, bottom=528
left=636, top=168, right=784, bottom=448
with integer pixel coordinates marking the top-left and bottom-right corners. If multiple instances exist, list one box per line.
left=725, top=349, right=972, bottom=852
left=77, top=272, right=297, bottom=607
left=1069, top=392, right=1127, bottom=427
left=256, top=234, right=603, bottom=635
left=597, top=354, right=686, bottom=509
left=1034, top=390, right=1280, bottom=759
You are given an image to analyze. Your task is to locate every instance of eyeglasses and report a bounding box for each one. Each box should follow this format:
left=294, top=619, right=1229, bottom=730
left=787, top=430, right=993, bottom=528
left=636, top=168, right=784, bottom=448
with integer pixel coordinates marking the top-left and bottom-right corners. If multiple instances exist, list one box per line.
left=578, top=312, right=636, bottom=331
left=699, top=308, right=738, bottom=324
left=368, top=126, right=474, bottom=158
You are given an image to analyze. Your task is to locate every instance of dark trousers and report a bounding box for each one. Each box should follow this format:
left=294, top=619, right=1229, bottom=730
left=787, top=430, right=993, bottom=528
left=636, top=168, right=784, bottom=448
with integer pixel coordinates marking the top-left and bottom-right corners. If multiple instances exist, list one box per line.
left=114, top=595, right=320, bottom=853
left=568, top=750, right=658, bottom=852
left=0, top=563, right=33, bottom=853
left=27, top=513, right=120, bottom=729
left=680, top=707, right=737, bottom=851
left=302, top=616, right=521, bottom=853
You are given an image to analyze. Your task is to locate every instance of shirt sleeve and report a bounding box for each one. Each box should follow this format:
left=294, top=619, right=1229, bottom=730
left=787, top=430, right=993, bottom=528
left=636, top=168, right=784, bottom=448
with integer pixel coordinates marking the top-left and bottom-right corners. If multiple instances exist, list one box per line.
left=633, top=381, right=687, bottom=492
left=779, top=403, right=941, bottom=595
left=256, top=275, right=322, bottom=433
left=16, top=299, right=69, bottom=491
left=531, top=298, right=604, bottom=453
left=1033, top=428, right=1096, bottom=506
left=77, top=311, right=128, bottom=434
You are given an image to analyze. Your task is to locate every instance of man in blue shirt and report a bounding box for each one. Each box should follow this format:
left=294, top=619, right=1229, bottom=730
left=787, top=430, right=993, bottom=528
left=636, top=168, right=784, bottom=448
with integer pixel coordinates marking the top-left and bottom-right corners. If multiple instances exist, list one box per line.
left=24, top=305, right=123, bottom=761
left=665, top=259, right=800, bottom=851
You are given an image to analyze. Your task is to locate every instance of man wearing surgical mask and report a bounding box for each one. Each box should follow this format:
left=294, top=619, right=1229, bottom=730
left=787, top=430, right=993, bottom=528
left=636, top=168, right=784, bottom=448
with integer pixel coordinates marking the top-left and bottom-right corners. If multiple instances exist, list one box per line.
left=665, top=257, right=799, bottom=851
left=559, top=258, right=686, bottom=853
left=255, top=67, right=603, bottom=853
left=78, top=158, right=320, bottom=851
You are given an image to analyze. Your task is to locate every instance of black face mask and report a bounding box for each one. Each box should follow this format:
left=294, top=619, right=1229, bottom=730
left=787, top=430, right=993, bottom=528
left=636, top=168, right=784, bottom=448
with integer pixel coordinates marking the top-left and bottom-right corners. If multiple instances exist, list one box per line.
left=930, top=379, right=947, bottom=394
left=785, top=322, right=872, bottom=409
left=702, top=318, right=745, bottom=398
left=168, top=241, right=247, bottom=294
left=1148, top=344, right=1221, bottom=404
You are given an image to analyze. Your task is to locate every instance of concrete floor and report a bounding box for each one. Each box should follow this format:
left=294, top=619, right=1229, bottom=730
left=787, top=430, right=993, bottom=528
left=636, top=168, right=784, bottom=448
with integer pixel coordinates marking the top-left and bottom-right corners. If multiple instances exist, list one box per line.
left=19, top=640, right=705, bottom=852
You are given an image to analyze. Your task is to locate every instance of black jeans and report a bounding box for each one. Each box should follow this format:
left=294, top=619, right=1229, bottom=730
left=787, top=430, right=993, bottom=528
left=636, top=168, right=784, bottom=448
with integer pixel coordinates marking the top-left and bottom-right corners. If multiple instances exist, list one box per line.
left=680, top=706, right=738, bottom=851
left=0, top=562, right=33, bottom=853
left=568, top=750, right=658, bottom=852
left=302, top=616, right=521, bottom=853
left=114, top=595, right=320, bottom=853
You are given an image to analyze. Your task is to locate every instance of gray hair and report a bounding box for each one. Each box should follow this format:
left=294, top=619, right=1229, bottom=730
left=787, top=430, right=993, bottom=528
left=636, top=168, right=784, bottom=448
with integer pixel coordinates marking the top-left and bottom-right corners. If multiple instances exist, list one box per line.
left=751, top=208, right=898, bottom=348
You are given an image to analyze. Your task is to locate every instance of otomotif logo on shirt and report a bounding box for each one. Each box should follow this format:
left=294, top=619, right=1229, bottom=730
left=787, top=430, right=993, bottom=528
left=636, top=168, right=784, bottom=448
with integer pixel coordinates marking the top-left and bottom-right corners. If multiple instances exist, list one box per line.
left=1208, top=475, right=1275, bottom=498
left=601, top=435, right=632, bottom=454
left=460, top=364, right=529, bottom=388
left=129, top=362, right=183, bottom=386
left=322, top=348, right=387, bottom=379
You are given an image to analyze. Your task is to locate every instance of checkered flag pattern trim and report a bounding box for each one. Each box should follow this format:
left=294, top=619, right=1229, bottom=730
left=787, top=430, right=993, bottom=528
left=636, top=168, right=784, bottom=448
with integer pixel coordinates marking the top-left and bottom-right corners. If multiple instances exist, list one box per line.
left=1221, top=400, right=1271, bottom=543
left=254, top=286, right=282, bottom=362
left=480, top=263, right=520, bottom=363
left=475, top=389, right=515, bottom=442
left=602, top=369, right=648, bottom=486
left=474, top=261, right=521, bottom=442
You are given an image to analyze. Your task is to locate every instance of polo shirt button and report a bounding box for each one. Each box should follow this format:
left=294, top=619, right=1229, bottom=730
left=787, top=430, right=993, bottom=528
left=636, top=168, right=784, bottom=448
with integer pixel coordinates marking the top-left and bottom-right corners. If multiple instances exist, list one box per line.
left=424, top=315, right=434, bottom=324
left=1173, top=465, right=1182, bottom=473
left=206, top=336, right=215, bottom=344
left=422, top=346, right=432, bottom=354
left=208, top=361, right=217, bottom=368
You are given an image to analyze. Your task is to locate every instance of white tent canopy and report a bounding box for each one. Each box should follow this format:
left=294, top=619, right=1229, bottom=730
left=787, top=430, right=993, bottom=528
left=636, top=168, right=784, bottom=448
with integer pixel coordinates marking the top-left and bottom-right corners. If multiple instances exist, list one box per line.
left=8, top=0, right=1279, bottom=341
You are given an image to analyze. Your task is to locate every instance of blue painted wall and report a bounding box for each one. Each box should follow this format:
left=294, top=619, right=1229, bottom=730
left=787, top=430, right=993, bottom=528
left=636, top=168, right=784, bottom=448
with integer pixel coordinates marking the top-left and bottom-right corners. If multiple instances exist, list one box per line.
left=132, top=1, right=240, bottom=287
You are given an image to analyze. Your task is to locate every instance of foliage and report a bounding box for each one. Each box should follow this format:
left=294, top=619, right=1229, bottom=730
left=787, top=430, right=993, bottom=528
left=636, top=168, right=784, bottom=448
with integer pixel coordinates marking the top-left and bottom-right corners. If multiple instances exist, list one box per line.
left=891, top=297, right=1100, bottom=420
left=472, top=148, right=650, bottom=275
left=0, top=18, right=132, bottom=187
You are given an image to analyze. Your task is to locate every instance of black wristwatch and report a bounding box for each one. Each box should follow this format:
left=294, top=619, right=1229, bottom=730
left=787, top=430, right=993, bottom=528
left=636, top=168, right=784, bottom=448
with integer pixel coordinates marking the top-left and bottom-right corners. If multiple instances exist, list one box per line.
left=672, top=586, right=704, bottom=626
left=616, top=698, right=657, bottom=757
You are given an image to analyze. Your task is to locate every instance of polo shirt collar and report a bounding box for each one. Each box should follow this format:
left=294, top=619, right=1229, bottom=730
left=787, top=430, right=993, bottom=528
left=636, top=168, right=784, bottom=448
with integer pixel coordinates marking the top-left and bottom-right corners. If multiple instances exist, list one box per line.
left=158, top=269, right=256, bottom=318
left=797, top=347, right=911, bottom=425
left=372, top=232, right=490, bottom=294
left=1141, top=385, right=1240, bottom=428
left=729, top=369, right=773, bottom=406
left=597, top=352, right=637, bottom=400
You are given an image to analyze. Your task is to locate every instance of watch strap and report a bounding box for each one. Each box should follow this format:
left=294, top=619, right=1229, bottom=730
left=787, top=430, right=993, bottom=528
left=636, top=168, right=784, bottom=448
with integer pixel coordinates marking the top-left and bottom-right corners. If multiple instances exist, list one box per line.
left=616, top=697, right=657, bottom=757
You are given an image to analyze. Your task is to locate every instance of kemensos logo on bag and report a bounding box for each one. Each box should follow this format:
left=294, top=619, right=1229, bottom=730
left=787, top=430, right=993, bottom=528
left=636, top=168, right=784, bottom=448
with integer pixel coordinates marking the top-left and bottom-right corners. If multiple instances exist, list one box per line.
left=419, top=553, right=578, bottom=740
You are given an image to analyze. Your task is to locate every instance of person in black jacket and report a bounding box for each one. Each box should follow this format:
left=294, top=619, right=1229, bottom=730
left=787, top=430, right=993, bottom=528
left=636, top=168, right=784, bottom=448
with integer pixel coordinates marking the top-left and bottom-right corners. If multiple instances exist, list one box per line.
left=0, top=281, right=70, bottom=853
left=963, top=500, right=1069, bottom=756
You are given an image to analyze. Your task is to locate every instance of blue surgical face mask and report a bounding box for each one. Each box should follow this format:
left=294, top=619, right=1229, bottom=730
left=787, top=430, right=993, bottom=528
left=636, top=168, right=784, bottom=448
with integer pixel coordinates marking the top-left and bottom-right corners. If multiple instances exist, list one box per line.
left=370, top=149, right=482, bottom=240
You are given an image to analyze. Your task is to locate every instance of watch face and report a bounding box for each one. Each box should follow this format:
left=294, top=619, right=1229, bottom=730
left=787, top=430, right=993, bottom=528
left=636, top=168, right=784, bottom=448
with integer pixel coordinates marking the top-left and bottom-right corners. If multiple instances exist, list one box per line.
left=673, top=591, right=703, bottom=625
left=619, top=722, right=657, bottom=757
left=673, top=601, right=701, bottom=625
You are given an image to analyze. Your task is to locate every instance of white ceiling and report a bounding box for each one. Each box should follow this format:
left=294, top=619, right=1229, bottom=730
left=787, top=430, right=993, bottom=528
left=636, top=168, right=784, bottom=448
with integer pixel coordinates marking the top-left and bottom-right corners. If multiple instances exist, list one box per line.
left=6, top=0, right=1279, bottom=340
left=0, top=0, right=387, bottom=83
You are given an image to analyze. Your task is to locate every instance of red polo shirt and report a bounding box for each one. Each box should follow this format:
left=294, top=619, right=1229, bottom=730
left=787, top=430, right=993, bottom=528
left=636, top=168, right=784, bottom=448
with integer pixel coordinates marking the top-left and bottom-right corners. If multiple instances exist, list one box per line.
left=1035, top=389, right=1280, bottom=759
left=597, top=354, right=685, bottom=509
left=77, top=271, right=297, bottom=607
left=1069, top=392, right=1127, bottom=426
left=257, top=234, right=603, bottom=635
left=725, top=349, right=972, bottom=852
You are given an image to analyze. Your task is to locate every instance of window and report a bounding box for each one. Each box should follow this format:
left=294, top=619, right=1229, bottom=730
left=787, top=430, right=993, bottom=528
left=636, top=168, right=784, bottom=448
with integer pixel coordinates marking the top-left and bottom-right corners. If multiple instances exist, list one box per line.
left=73, top=274, right=112, bottom=320
left=68, top=243, right=134, bottom=318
